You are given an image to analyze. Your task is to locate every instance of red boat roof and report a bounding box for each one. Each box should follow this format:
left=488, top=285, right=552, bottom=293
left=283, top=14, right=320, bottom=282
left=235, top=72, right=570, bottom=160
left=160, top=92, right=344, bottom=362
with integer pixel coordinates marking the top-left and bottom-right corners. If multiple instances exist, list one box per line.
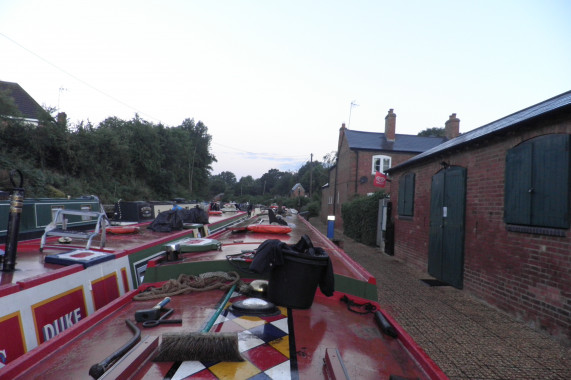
left=0, top=212, right=446, bottom=379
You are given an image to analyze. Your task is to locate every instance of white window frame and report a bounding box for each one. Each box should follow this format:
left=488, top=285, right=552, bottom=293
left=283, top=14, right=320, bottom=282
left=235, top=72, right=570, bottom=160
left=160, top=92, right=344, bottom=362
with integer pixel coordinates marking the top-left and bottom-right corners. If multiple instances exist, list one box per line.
left=372, top=155, right=391, bottom=175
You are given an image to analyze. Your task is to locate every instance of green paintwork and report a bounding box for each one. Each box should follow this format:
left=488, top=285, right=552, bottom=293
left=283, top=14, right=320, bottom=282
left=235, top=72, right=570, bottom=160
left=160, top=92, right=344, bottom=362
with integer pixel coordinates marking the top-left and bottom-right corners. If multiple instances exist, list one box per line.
left=143, top=261, right=378, bottom=301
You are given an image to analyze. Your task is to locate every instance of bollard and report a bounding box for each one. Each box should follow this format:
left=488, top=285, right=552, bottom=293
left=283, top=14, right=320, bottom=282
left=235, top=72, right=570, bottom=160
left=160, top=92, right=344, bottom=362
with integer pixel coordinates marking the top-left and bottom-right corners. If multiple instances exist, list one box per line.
left=326, top=215, right=335, bottom=239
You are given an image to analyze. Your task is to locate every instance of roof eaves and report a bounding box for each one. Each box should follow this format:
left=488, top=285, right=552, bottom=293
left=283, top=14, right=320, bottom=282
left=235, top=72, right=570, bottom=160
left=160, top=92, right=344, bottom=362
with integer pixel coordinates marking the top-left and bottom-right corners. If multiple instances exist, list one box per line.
left=387, top=90, right=571, bottom=173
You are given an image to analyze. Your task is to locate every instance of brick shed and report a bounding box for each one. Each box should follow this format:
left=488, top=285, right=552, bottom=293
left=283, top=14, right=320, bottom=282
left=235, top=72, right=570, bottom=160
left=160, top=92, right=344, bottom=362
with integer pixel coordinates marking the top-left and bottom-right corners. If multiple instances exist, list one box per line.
left=386, top=91, right=571, bottom=344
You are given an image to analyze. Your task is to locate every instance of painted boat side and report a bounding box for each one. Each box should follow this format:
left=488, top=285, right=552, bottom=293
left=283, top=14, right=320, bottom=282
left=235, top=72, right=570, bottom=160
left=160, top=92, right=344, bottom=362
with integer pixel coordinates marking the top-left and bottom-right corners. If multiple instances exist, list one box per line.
left=0, top=212, right=248, bottom=367
left=4, top=288, right=446, bottom=380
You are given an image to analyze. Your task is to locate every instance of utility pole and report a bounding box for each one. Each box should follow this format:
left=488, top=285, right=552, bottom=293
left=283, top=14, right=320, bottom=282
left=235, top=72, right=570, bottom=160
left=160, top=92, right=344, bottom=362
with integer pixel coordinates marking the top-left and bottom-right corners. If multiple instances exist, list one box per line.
left=189, top=144, right=197, bottom=195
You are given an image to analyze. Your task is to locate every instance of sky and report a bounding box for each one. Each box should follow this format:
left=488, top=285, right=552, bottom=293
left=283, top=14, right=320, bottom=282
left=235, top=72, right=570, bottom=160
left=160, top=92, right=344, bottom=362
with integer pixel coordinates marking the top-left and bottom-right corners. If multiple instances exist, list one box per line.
left=1, top=0, right=570, bottom=179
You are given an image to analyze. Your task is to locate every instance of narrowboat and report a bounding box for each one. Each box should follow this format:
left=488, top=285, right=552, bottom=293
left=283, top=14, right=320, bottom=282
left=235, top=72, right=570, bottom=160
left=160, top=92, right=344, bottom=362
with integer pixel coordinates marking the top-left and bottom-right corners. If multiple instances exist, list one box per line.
left=0, top=201, right=446, bottom=379
left=0, top=195, right=103, bottom=243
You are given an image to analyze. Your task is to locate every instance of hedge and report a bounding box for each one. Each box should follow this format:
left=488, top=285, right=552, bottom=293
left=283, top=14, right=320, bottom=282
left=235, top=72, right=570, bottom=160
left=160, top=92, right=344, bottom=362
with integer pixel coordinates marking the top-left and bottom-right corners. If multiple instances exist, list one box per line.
left=341, top=191, right=387, bottom=246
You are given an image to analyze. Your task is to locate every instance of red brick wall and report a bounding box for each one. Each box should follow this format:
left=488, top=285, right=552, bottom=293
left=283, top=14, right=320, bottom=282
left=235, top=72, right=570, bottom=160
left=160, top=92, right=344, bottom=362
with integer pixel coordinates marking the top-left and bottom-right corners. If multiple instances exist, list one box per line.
left=389, top=117, right=571, bottom=343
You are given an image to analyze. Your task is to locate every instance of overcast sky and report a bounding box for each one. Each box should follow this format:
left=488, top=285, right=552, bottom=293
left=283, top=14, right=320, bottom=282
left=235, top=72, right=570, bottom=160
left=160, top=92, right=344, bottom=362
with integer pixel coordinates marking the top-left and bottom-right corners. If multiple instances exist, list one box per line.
left=1, top=0, right=570, bottom=179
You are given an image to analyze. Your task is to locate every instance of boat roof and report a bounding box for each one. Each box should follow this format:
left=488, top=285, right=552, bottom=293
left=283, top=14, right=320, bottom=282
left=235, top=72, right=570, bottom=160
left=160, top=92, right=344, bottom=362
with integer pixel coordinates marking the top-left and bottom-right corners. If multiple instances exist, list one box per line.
left=0, top=212, right=242, bottom=288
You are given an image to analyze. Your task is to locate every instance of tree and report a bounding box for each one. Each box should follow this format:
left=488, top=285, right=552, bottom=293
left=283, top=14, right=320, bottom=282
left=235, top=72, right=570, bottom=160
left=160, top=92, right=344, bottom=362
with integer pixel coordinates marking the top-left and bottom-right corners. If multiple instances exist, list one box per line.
left=208, top=171, right=239, bottom=199
left=0, top=89, right=21, bottom=119
left=418, top=127, right=445, bottom=137
left=322, top=151, right=337, bottom=168
left=218, top=171, right=237, bottom=186
left=179, top=119, right=216, bottom=199
left=273, top=171, right=295, bottom=196
left=297, top=160, right=329, bottom=197
left=234, top=175, right=255, bottom=198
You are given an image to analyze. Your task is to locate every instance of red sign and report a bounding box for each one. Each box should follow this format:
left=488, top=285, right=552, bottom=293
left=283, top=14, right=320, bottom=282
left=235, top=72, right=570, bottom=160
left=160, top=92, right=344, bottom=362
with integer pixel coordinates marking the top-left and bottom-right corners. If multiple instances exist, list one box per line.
left=0, top=312, right=27, bottom=366
left=32, top=286, right=87, bottom=344
left=374, top=172, right=387, bottom=188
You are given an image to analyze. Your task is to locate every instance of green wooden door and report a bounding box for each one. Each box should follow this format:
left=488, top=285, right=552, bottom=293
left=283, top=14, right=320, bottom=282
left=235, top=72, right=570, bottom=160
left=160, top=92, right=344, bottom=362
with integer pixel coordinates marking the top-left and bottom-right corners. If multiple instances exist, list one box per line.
left=428, top=166, right=467, bottom=288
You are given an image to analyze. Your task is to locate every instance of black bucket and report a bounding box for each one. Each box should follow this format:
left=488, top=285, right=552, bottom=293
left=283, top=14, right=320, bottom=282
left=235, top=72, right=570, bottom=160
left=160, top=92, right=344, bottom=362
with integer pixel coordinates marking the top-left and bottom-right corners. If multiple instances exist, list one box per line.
left=267, top=250, right=329, bottom=309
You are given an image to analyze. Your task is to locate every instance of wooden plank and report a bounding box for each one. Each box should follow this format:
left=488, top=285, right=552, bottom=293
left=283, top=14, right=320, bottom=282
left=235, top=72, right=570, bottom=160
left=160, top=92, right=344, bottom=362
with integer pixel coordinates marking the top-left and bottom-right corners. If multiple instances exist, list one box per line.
left=100, top=335, right=159, bottom=380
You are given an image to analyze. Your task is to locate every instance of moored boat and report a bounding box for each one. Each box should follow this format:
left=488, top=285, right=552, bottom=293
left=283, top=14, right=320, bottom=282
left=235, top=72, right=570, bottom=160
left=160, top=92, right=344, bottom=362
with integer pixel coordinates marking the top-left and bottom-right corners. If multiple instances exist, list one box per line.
left=0, top=195, right=103, bottom=243
left=0, top=205, right=446, bottom=379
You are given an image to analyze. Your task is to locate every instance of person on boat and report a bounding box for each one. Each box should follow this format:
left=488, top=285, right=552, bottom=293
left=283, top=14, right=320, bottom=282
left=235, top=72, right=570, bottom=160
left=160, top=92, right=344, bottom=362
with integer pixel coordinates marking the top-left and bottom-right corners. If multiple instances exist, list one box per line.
left=247, top=203, right=253, bottom=217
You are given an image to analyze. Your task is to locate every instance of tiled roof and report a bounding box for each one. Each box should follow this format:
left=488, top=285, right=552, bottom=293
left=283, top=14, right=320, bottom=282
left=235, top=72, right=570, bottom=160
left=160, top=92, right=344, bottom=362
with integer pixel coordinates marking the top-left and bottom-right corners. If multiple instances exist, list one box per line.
left=344, top=129, right=446, bottom=153
left=387, top=90, right=571, bottom=172
left=0, top=81, right=45, bottom=120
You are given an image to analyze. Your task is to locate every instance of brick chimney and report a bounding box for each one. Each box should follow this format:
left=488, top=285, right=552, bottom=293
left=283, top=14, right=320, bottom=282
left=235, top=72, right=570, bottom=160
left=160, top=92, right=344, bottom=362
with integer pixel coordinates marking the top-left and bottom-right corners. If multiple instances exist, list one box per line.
left=57, top=112, right=67, bottom=126
left=385, top=109, right=396, bottom=141
left=445, top=113, right=460, bottom=140
left=338, top=123, right=346, bottom=151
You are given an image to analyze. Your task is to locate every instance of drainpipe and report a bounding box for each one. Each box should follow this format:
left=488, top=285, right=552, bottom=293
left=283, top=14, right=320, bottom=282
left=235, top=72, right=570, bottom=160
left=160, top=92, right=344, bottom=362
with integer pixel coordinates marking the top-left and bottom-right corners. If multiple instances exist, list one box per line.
left=355, top=150, right=359, bottom=194
left=333, top=161, right=339, bottom=216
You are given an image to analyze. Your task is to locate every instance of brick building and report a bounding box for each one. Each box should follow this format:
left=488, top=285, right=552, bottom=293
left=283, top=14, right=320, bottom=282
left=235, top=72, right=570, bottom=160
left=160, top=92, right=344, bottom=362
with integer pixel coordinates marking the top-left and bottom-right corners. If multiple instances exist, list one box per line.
left=291, top=183, right=305, bottom=198
left=321, top=109, right=456, bottom=227
left=386, top=91, right=571, bottom=343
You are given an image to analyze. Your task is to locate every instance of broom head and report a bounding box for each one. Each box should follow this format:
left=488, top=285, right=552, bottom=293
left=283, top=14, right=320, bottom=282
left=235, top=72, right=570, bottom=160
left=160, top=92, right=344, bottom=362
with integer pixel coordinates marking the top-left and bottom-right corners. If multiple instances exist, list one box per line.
left=154, top=332, right=243, bottom=362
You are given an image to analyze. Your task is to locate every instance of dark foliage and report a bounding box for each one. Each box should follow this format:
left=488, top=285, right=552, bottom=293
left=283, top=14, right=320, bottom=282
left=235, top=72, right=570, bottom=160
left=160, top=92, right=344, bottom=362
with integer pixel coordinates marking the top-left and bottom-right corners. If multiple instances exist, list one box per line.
left=341, top=191, right=387, bottom=246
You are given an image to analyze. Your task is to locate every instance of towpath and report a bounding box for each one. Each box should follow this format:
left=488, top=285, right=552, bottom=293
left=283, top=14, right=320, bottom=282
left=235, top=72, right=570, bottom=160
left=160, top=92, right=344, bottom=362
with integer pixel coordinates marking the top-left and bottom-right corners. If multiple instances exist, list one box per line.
left=308, top=217, right=571, bottom=380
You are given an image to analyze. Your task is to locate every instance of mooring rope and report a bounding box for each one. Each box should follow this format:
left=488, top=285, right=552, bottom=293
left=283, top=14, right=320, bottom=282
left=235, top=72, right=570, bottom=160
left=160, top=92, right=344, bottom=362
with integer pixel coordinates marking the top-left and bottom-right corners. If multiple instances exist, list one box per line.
left=133, top=271, right=250, bottom=300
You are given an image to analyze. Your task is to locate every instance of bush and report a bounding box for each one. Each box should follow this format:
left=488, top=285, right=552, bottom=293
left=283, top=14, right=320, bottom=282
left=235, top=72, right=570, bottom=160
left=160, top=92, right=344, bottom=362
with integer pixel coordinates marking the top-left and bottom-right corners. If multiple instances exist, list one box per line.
left=341, top=191, right=387, bottom=246
left=305, top=200, right=320, bottom=218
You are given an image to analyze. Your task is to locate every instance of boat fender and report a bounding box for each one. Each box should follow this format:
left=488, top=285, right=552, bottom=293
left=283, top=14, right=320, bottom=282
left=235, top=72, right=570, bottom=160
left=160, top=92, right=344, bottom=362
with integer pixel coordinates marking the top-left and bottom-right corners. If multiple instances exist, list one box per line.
left=374, top=310, right=398, bottom=338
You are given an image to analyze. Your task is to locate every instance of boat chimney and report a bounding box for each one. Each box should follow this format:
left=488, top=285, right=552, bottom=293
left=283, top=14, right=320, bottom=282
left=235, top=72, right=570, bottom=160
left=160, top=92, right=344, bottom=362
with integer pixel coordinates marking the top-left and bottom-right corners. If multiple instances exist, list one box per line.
left=2, top=170, right=24, bottom=272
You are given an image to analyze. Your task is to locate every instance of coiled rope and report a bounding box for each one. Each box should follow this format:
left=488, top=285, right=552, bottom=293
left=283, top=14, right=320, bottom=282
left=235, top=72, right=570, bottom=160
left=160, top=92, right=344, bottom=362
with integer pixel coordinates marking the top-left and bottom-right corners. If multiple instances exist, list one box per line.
left=133, top=271, right=250, bottom=300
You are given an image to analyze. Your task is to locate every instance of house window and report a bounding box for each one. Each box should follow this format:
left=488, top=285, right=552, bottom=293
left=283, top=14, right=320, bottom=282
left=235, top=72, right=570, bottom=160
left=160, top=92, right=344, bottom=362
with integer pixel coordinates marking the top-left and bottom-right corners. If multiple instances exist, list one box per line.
left=504, top=134, right=570, bottom=229
left=398, top=172, right=415, bottom=216
left=372, top=155, right=391, bottom=175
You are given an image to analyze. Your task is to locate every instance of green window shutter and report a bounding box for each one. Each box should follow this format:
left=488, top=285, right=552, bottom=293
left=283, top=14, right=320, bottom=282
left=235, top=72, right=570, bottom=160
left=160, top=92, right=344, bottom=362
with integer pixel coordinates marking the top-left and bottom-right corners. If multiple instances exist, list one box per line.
left=505, top=134, right=570, bottom=229
left=398, top=175, right=406, bottom=215
left=505, top=142, right=532, bottom=225
left=398, top=173, right=415, bottom=216
left=403, top=173, right=415, bottom=216
left=530, top=134, right=570, bottom=228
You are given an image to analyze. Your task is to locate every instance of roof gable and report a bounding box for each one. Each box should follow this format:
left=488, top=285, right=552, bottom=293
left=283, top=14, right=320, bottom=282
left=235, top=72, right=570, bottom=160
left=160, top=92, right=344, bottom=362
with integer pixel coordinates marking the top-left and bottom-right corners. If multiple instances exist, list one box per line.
left=292, top=183, right=304, bottom=191
left=344, top=129, right=446, bottom=153
left=387, top=90, right=571, bottom=172
left=0, top=81, right=45, bottom=120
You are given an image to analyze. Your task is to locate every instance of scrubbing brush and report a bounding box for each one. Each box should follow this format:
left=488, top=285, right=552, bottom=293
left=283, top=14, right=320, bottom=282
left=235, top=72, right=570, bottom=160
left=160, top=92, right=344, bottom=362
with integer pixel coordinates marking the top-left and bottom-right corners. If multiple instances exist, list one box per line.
left=153, top=283, right=243, bottom=362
